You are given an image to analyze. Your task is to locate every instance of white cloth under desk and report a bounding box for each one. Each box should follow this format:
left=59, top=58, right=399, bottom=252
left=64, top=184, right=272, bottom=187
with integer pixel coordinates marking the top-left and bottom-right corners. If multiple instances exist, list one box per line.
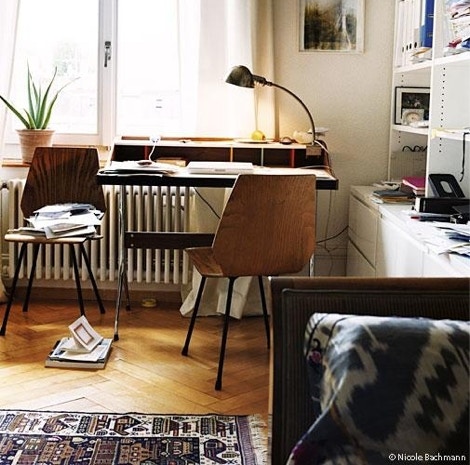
left=179, top=187, right=269, bottom=319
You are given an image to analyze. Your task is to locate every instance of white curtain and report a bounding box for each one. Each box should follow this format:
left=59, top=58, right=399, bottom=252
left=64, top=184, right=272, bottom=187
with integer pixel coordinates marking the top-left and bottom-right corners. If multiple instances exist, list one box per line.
left=0, top=0, right=20, bottom=158
left=194, top=0, right=275, bottom=138
left=0, top=0, right=274, bottom=149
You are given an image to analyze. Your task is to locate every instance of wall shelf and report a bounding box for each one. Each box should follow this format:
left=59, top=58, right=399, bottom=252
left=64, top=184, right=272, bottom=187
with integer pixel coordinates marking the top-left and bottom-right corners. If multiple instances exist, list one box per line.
left=388, top=0, right=470, bottom=196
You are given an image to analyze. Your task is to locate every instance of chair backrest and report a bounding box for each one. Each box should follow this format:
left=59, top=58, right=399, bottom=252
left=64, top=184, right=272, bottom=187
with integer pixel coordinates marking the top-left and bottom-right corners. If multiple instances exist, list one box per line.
left=212, top=174, right=316, bottom=277
left=20, top=146, right=106, bottom=218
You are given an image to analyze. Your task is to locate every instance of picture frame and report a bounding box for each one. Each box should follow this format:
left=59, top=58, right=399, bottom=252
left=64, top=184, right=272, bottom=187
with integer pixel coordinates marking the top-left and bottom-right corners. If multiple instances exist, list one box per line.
left=299, top=0, right=365, bottom=53
left=394, top=87, right=430, bottom=125
left=69, top=315, right=103, bottom=352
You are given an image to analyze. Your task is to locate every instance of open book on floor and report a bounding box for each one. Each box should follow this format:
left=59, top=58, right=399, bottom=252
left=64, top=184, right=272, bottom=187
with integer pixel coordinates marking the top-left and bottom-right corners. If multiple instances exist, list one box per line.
left=45, top=316, right=112, bottom=369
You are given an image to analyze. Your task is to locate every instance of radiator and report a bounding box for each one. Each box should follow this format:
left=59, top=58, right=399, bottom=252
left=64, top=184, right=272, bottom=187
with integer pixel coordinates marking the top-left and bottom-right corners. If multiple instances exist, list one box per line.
left=1, top=179, right=191, bottom=286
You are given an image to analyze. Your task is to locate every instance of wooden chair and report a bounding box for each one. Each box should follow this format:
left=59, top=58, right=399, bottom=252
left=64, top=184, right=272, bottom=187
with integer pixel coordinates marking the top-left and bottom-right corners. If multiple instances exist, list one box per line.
left=181, top=173, right=316, bottom=390
left=1, top=147, right=107, bottom=336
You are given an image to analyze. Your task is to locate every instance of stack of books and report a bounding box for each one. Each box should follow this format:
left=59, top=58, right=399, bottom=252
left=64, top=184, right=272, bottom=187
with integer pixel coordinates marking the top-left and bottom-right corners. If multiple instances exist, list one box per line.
left=371, top=188, right=415, bottom=204
left=401, top=176, right=426, bottom=197
left=394, top=0, right=436, bottom=67
left=45, top=316, right=112, bottom=369
left=443, top=0, right=470, bottom=54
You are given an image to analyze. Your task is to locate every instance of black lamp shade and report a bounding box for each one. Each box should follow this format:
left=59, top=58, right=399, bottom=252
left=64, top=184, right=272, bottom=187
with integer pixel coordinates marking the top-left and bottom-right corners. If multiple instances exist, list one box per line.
left=225, top=65, right=316, bottom=144
left=225, top=65, right=255, bottom=88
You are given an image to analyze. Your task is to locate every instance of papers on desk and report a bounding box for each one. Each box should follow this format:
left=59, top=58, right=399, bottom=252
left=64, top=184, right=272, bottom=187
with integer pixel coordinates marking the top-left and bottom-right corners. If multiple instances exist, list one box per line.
left=405, top=215, right=470, bottom=257
left=99, top=160, right=336, bottom=182
left=100, top=160, right=181, bottom=174
left=251, top=166, right=336, bottom=180
left=186, top=161, right=254, bottom=174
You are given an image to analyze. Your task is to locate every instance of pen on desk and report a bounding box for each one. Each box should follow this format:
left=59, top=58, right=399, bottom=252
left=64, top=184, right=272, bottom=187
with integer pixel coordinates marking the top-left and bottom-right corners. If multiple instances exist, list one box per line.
left=418, top=216, right=450, bottom=222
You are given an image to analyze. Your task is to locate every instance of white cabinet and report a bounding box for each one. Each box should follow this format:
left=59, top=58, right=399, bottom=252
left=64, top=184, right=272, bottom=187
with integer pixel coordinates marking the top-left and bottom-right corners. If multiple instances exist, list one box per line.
left=347, top=186, right=470, bottom=277
left=389, top=0, right=470, bottom=196
left=376, top=212, right=425, bottom=276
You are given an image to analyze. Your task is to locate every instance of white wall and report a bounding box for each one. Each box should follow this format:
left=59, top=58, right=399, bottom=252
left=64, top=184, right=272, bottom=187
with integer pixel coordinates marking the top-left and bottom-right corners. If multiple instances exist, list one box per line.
left=273, top=0, right=394, bottom=275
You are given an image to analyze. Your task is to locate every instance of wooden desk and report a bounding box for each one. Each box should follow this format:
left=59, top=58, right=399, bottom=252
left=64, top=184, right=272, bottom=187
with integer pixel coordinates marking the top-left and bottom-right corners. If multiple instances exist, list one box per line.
left=111, top=137, right=331, bottom=170
left=97, top=162, right=338, bottom=340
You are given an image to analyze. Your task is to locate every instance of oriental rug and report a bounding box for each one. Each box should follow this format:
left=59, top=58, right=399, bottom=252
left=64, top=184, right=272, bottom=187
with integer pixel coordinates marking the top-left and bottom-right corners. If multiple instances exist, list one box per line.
left=0, top=410, right=267, bottom=464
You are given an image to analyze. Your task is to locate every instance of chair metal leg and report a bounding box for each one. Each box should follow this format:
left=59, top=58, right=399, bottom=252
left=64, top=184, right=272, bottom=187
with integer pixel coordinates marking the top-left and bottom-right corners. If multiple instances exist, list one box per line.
left=80, top=243, right=106, bottom=314
left=70, top=245, right=85, bottom=316
left=257, top=275, right=271, bottom=349
left=0, top=243, right=27, bottom=336
left=113, top=260, right=129, bottom=341
left=22, top=244, right=40, bottom=313
left=182, top=276, right=207, bottom=356
left=215, top=277, right=236, bottom=390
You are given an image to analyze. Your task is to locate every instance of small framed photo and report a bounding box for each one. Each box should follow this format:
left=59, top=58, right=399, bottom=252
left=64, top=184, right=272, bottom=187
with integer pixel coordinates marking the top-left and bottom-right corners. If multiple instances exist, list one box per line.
left=394, top=87, right=430, bottom=125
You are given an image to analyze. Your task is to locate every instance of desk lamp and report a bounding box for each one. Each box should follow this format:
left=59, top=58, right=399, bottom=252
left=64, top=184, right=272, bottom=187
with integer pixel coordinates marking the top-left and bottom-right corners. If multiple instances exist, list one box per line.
left=225, top=65, right=316, bottom=145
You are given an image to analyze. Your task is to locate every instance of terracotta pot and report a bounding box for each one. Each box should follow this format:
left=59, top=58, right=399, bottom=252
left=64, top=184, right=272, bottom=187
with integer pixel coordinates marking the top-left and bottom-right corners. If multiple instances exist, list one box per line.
left=16, top=129, right=55, bottom=164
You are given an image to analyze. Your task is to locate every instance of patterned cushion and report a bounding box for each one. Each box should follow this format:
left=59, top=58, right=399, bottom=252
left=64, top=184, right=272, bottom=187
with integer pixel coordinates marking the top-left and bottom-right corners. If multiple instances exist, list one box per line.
left=287, top=314, right=470, bottom=465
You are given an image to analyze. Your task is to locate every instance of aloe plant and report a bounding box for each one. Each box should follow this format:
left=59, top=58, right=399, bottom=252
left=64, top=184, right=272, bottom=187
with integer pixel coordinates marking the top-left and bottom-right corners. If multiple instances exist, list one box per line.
left=0, top=66, right=76, bottom=130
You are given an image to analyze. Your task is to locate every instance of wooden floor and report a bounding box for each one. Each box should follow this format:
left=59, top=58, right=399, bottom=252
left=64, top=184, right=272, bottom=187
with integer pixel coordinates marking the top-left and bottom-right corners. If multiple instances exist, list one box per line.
left=0, top=298, right=270, bottom=418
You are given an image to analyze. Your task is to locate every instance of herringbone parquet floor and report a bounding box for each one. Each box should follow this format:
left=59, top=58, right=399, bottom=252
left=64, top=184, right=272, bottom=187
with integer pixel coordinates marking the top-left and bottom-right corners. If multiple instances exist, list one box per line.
left=0, top=298, right=270, bottom=417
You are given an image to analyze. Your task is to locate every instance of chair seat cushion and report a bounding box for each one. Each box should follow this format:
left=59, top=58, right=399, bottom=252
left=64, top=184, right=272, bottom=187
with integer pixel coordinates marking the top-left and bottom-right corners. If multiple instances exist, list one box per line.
left=287, top=313, right=470, bottom=465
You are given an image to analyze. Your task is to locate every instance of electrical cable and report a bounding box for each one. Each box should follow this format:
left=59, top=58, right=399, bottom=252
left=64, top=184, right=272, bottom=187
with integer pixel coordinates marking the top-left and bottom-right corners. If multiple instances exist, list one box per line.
left=316, top=225, right=348, bottom=244
left=148, top=136, right=161, bottom=161
left=193, top=188, right=221, bottom=220
left=460, top=131, right=468, bottom=182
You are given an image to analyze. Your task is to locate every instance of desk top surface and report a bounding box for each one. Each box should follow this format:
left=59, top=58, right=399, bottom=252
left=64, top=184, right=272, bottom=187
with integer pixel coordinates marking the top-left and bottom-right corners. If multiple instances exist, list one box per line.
left=114, top=137, right=308, bottom=149
left=96, top=165, right=339, bottom=190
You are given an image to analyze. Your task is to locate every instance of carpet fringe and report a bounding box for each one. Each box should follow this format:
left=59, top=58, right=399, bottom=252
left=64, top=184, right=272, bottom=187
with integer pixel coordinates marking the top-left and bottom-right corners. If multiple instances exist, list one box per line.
left=248, top=414, right=268, bottom=465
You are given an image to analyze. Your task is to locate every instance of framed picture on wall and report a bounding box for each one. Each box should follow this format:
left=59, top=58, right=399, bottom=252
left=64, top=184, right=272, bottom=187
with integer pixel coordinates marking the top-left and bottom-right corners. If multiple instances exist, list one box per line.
left=394, top=87, right=430, bottom=125
left=299, top=0, right=365, bottom=52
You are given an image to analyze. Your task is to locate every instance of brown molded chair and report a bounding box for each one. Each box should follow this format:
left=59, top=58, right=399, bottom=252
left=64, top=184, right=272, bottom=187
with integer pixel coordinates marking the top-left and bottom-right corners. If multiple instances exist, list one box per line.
left=1, top=147, right=107, bottom=336
left=181, top=173, right=316, bottom=390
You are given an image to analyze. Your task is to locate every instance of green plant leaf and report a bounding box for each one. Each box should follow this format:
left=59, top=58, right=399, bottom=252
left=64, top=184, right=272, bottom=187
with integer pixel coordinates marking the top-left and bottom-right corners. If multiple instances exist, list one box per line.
left=0, top=95, right=30, bottom=128
left=37, top=67, right=57, bottom=129
left=1, top=65, right=77, bottom=130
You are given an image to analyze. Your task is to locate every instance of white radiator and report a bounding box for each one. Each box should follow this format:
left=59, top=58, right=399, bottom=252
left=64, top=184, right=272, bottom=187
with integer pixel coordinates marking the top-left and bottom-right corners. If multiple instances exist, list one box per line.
left=1, top=179, right=191, bottom=286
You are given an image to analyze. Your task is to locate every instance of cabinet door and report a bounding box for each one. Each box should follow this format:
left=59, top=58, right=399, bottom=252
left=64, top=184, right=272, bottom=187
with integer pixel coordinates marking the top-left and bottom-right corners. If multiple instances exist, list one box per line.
left=348, top=195, right=378, bottom=267
left=376, top=216, right=424, bottom=277
left=422, top=254, right=468, bottom=277
left=346, top=241, right=375, bottom=277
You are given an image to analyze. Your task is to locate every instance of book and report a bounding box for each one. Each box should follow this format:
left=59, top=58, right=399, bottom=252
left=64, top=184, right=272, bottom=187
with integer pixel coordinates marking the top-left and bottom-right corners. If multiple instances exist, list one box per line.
left=371, top=189, right=415, bottom=204
left=420, top=0, right=435, bottom=48
left=45, top=337, right=112, bottom=369
left=401, top=176, right=426, bottom=196
left=43, top=223, right=95, bottom=239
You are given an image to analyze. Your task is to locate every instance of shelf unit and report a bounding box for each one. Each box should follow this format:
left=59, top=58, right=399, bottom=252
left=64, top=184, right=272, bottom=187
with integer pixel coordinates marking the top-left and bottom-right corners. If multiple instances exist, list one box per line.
left=389, top=0, right=470, bottom=197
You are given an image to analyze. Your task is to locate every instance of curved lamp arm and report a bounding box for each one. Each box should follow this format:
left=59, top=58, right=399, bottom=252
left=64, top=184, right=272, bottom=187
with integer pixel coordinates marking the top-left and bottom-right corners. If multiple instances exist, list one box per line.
left=225, top=65, right=316, bottom=145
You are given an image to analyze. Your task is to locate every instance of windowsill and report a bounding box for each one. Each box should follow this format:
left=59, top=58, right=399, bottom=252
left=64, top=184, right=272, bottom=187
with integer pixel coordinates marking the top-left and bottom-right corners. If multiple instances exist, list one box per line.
left=1, top=145, right=112, bottom=169
left=1, top=158, right=29, bottom=168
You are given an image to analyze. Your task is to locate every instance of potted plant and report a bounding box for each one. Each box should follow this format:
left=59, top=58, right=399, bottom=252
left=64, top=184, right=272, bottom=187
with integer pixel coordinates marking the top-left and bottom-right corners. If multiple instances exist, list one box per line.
left=0, top=66, right=76, bottom=163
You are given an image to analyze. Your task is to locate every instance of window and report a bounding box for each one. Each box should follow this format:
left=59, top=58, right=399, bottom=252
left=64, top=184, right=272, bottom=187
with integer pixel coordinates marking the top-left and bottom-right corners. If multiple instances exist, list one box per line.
left=2, top=0, right=268, bottom=159
left=7, top=0, right=99, bottom=146
left=5, top=0, right=201, bottom=151
left=116, top=1, right=199, bottom=137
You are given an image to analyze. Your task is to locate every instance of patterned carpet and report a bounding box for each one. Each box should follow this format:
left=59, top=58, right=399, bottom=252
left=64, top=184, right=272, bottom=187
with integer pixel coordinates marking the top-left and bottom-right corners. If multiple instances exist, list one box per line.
left=0, top=410, right=267, bottom=464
